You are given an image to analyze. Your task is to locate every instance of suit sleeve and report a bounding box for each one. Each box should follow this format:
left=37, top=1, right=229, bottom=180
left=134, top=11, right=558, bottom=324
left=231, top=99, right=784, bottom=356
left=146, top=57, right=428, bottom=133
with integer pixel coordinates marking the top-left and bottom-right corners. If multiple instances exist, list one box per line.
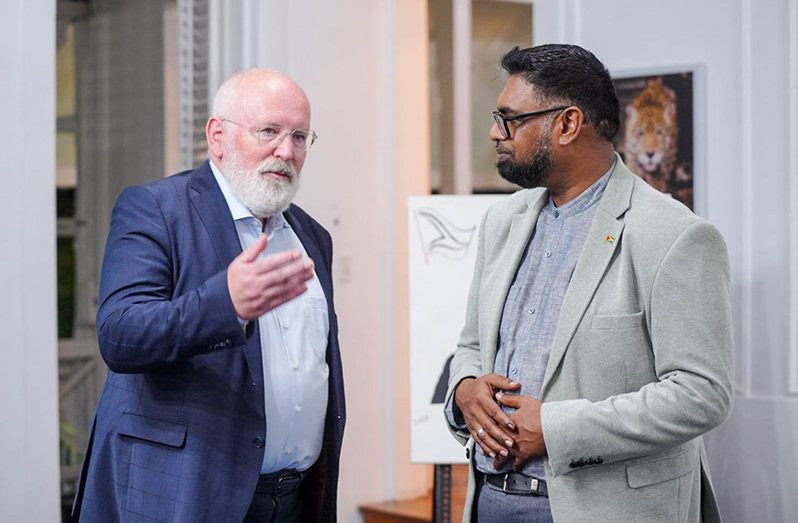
left=96, top=185, right=246, bottom=373
left=541, top=221, right=734, bottom=477
left=444, top=211, right=490, bottom=445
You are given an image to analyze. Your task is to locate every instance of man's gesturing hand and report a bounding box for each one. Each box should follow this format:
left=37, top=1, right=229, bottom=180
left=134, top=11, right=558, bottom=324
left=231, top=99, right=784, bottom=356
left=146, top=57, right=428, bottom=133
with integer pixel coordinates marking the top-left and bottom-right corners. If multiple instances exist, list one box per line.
left=495, top=391, right=546, bottom=471
left=454, top=374, right=521, bottom=459
left=228, top=234, right=315, bottom=321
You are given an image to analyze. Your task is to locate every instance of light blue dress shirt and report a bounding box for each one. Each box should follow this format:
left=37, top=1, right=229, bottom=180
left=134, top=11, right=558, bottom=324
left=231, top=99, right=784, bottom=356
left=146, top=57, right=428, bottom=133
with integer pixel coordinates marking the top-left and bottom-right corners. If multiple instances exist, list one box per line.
left=210, top=161, right=329, bottom=474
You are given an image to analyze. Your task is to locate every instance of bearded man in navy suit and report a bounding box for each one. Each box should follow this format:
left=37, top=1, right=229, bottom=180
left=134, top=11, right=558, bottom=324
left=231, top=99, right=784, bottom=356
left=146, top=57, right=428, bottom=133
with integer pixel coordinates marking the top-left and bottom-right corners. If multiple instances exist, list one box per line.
left=72, top=69, right=345, bottom=522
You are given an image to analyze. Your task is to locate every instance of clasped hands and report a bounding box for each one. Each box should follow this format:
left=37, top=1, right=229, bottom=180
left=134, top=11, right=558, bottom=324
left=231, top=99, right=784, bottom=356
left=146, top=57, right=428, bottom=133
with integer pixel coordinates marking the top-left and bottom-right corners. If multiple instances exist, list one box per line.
left=228, top=234, right=315, bottom=320
left=454, top=373, right=546, bottom=471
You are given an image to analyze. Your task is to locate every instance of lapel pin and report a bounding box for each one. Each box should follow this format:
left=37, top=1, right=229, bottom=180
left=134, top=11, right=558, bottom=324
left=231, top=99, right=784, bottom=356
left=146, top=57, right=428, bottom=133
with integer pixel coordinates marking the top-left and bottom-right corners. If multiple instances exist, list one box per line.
left=605, top=234, right=615, bottom=244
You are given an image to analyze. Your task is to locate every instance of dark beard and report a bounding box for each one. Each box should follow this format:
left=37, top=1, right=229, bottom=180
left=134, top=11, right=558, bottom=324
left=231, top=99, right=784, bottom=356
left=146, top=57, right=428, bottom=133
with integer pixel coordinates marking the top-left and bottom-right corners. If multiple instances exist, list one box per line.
left=497, top=138, right=554, bottom=189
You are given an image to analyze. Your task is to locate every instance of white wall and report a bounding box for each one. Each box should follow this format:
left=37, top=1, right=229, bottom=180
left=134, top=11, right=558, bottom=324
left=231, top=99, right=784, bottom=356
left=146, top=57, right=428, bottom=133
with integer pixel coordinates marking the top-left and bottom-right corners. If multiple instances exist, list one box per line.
left=207, top=1, right=433, bottom=520
left=534, top=1, right=798, bottom=521
left=0, top=0, right=60, bottom=521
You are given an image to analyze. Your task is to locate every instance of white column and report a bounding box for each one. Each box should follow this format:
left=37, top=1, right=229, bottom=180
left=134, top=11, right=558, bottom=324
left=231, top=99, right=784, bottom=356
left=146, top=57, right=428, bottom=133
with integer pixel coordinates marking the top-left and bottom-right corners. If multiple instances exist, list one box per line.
left=452, top=0, right=473, bottom=194
left=0, top=0, right=60, bottom=521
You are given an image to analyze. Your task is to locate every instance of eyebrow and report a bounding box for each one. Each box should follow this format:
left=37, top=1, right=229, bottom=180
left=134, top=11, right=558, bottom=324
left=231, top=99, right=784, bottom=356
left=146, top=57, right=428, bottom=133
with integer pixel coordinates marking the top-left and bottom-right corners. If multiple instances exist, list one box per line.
left=496, top=105, right=519, bottom=115
left=257, top=122, right=311, bottom=133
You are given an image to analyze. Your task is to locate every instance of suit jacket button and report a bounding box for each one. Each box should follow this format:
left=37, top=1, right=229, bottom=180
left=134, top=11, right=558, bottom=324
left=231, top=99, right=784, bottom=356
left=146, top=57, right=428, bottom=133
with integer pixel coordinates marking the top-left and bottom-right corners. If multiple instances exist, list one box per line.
left=596, top=458, right=603, bottom=464
left=465, top=448, right=470, bottom=459
left=253, top=437, right=265, bottom=448
left=569, top=461, right=579, bottom=468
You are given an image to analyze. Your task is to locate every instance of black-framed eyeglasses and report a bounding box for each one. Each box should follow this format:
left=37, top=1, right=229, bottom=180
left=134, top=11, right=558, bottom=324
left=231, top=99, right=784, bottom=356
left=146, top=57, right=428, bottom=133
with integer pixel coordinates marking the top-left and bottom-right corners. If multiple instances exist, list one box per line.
left=221, top=118, right=318, bottom=150
left=492, top=106, right=569, bottom=139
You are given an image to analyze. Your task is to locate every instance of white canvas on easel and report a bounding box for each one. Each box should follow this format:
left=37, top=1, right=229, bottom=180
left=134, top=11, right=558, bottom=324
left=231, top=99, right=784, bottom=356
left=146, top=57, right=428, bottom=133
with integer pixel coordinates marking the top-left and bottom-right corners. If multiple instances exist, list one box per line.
left=408, top=195, right=507, bottom=464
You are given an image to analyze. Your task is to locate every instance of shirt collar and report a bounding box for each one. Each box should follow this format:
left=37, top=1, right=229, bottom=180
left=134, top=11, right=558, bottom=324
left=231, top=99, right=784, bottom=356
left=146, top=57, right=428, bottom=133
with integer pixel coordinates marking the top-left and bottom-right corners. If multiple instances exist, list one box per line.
left=209, top=160, right=288, bottom=232
left=546, top=157, right=616, bottom=218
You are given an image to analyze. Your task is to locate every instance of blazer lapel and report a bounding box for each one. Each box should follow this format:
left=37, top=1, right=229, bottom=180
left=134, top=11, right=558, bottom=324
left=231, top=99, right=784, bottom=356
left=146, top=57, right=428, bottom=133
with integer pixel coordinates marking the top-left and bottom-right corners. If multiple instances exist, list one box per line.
left=189, top=162, right=264, bottom=385
left=540, top=159, right=635, bottom=396
left=189, top=162, right=244, bottom=269
left=483, top=190, right=548, bottom=372
left=284, top=208, right=333, bottom=310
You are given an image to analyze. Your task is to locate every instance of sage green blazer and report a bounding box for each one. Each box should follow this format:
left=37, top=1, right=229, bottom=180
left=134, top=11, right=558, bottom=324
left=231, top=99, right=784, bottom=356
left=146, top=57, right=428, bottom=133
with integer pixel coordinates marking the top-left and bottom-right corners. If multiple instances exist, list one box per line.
left=447, top=157, right=733, bottom=522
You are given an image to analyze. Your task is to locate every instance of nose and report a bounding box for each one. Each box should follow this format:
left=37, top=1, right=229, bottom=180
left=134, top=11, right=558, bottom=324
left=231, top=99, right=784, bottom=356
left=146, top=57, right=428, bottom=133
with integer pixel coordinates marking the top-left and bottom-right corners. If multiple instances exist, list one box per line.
left=272, top=131, right=296, bottom=161
left=489, top=120, right=506, bottom=142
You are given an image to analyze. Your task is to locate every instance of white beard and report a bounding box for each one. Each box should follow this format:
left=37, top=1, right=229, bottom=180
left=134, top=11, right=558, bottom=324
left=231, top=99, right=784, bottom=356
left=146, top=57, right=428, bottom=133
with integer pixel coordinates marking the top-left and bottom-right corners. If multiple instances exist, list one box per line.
left=221, top=154, right=299, bottom=219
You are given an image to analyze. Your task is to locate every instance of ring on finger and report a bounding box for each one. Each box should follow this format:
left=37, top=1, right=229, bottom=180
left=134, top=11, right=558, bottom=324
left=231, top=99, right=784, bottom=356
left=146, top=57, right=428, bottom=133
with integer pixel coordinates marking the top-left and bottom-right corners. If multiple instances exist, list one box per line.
left=476, top=427, right=486, bottom=439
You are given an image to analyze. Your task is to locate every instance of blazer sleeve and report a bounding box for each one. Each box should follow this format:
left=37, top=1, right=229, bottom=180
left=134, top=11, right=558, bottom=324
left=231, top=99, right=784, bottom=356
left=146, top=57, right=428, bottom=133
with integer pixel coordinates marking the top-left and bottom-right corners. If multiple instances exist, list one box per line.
left=96, top=185, right=246, bottom=373
left=541, top=221, right=734, bottom=477
left=445, top=210, right=490, bottom=445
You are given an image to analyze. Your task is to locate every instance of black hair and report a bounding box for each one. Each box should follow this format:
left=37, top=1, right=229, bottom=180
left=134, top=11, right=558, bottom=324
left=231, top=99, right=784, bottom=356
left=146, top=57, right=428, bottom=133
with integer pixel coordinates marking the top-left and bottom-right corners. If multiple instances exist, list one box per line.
left=501, top=44, right=620, bottom=141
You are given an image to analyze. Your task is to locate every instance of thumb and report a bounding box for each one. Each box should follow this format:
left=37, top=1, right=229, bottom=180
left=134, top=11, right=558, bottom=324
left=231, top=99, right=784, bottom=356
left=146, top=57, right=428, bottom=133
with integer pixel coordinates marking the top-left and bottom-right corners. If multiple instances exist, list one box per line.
left=239, top=234, right=268, bottom=263
left=495, top=391, right=522, bottom=409
left=487, top=373, right=521, bottom=391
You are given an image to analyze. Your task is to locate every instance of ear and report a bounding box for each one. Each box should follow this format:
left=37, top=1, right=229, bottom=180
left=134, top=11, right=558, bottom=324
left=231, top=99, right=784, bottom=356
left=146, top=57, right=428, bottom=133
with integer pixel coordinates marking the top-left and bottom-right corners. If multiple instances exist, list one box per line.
left=206, top=116, right=225, bottom=160
left=556, top=106, right=584, bottom=146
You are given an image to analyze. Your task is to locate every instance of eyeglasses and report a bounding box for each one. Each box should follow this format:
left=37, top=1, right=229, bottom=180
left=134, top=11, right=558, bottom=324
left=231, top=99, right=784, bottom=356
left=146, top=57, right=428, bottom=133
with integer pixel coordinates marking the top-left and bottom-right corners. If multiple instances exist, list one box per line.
left=492, top=106, right=569, bottom=139
left=221, top=118, right=318, bottom=151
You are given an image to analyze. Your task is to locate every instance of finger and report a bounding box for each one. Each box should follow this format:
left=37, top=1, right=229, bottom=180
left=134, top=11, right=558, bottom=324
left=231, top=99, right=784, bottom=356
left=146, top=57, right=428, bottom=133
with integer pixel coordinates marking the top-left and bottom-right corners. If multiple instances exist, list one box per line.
left=238, top=234, right=269, bottom=263
left=260, top=265, right=315, bottom=300
left=484, top=373, right=521, bottom=392
left=493, top=453, right=512, bottom=470
left=495, top=391, right=523, bottom=409
left=258, top=259, right=314, bottom=285
left=488, top=400, right=517, bottom=432
left=471, top=410, right=514, bottom=448
left=255, top=254, right=314, bottom=276
left=512, top=455, right=526, bottom=472
left=264, top=283, right=309, bottom=311
left=471, top=428, right=508, bottom=460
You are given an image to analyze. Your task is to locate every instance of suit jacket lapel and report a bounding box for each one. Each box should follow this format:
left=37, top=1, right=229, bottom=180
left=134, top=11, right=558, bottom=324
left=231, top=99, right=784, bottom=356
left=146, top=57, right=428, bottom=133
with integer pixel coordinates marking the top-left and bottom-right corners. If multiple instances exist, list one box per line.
left=189, top=162, right=244, bottom=269
left=540, top=159, right=635, bottom=396
left=189, top=162, right=264, bottom=386
left=483, top=190, right=548, bottom=373
left=284, top=208, right=333, bottom=309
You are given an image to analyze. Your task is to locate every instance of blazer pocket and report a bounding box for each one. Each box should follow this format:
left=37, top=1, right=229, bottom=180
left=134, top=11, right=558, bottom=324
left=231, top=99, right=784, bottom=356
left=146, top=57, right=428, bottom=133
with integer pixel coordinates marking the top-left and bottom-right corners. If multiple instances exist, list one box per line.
left=626, top=450, right=692, bottom=488
left=117, top=412, right=187, bottom=448
left=592, top=311, right=644, bottom=330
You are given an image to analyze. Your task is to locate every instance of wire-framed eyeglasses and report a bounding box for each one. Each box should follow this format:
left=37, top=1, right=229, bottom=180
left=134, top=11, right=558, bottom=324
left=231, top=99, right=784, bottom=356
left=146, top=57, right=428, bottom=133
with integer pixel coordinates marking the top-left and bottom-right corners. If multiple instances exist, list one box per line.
left=221, top=118, right=318, bottom=151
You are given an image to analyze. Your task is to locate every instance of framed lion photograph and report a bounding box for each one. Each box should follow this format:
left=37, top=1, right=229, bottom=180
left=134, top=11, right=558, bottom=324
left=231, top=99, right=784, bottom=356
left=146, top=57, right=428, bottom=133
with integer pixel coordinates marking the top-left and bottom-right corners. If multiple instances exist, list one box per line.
left=612, top=68, right=699, bottom=210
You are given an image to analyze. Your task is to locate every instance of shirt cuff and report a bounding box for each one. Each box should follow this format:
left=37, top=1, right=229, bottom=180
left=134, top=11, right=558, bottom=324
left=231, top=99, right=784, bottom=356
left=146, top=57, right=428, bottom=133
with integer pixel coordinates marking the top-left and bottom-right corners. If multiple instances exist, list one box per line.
left=444, top=378, right=473, bottom=430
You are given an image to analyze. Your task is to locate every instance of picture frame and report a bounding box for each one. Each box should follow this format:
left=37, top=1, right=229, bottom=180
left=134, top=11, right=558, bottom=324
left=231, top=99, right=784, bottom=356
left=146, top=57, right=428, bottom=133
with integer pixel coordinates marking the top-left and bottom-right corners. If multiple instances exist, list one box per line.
left=611, top=65, right=706, bottom=213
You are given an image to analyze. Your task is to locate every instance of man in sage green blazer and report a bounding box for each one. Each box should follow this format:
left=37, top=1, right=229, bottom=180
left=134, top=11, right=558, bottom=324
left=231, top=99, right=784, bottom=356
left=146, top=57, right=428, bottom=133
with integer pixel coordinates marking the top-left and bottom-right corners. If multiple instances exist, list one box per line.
left=445, top=45, right=733, bottom=522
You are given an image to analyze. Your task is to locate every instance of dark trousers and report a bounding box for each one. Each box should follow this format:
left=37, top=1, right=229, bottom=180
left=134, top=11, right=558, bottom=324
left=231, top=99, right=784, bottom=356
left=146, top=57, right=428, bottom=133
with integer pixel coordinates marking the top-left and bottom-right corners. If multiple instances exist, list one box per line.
left=244, top=470, right=305, bottom=523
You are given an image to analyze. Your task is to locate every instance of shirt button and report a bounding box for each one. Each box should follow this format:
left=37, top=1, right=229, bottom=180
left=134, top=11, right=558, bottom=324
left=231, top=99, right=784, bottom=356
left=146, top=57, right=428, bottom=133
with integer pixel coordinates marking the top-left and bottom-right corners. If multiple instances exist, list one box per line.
left=253, top=437, right=265, bottom=448
left=295, top=405, right=302, bottom=413
left=545, top=250, right=552, bottom=258
left=553, top=210, right=560, bottom=218
left=527, top=308, right=536, bottom=314
left=285, top=447, right=293, bottom=455
left=292, top=362, right=299, bottom=370
left=511, top=368, right=518, bottom=376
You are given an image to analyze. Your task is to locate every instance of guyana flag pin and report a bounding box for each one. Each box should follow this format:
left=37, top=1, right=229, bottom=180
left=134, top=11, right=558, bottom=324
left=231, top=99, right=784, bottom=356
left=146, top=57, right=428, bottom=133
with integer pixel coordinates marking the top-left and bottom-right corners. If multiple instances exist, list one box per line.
left=605, top=234, right=615, bottom=244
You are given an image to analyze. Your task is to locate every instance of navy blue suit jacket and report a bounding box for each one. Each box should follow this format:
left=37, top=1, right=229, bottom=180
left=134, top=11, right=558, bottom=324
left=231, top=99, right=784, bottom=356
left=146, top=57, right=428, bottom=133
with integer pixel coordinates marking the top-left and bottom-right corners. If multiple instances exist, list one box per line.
left=73, top=162, right=345, bottom=522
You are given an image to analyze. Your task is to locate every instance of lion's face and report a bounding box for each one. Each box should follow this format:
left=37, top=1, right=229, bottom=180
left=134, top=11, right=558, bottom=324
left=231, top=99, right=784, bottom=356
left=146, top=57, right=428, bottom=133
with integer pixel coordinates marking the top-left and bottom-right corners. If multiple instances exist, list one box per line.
left=623, top=79, right=678, bottom=187
left=625, top=107, right=676, bottom=173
